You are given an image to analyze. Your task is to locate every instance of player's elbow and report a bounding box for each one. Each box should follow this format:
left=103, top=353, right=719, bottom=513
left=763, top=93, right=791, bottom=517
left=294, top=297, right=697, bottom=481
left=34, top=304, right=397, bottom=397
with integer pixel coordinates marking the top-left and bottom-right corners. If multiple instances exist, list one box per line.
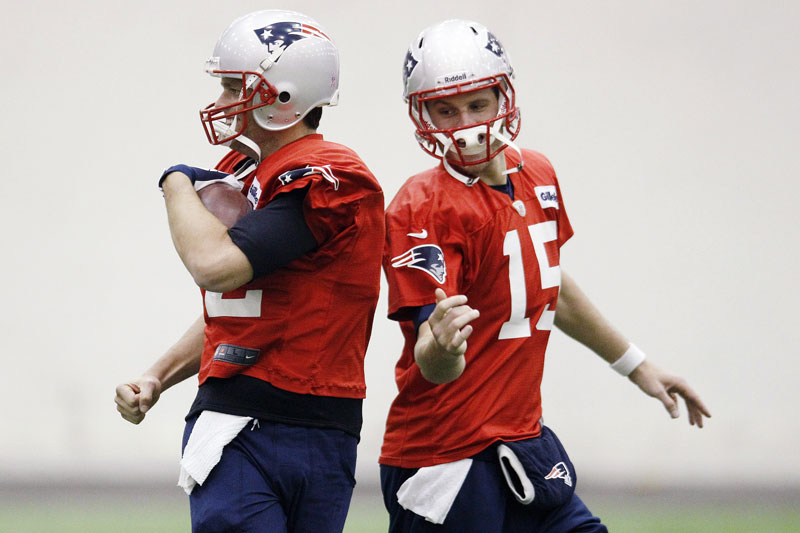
left=190, top=265, right=230, bottom=293
left=187, top=252, right=252, bottom=293
left=193, top=272, right=239, bottom=294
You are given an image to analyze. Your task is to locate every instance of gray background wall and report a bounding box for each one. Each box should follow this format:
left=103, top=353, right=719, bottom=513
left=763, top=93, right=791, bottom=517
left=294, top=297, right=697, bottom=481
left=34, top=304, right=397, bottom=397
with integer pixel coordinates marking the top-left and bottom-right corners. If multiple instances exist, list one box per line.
left=0, top=0, right=797, bottom=493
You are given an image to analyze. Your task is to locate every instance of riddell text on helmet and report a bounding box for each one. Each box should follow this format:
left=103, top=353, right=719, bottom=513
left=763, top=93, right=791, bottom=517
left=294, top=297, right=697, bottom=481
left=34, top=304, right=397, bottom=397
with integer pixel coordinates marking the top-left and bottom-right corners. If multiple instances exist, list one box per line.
left=441, top=73, right=468, bottom=84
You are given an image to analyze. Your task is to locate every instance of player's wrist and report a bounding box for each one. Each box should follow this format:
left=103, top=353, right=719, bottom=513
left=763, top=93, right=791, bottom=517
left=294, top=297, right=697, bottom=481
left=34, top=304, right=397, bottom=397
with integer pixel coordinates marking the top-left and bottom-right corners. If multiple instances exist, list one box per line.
left=138, top=373, right=163, bottom=391
left=610, top=343, right=646, bottom=377
left=159, top=164, right=232, bottom=190
left=160, top=171, right=193, bottom=194
left=159, top=164, right=196, bottom=189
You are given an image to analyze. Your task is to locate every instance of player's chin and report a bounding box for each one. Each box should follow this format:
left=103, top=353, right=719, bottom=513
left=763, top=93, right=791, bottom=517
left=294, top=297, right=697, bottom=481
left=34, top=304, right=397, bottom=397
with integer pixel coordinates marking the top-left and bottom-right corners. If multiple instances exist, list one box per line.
left=448, top=157, right=491, bottom=176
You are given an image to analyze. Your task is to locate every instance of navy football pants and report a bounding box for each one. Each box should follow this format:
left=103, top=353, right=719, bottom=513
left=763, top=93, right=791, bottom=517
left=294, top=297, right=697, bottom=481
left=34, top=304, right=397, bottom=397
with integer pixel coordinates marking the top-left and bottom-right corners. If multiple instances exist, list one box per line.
left=381, top=459, right=607, bottom=532
left=182, top=414, right=357, bottom=533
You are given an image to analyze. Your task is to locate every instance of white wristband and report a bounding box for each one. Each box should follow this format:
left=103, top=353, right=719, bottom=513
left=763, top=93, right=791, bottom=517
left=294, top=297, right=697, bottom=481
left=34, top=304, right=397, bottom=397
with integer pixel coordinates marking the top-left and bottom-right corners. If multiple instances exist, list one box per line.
left=610, top=343, right=646, bottom=376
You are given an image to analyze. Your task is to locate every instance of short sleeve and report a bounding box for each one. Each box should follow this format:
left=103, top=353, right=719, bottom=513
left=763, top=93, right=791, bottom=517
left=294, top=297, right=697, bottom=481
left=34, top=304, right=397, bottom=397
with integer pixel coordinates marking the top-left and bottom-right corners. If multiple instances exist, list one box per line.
left=383, top=196, right=466, bottom=322
left=228, top=188, right=317, bottom=278
left=554, top=178, right=574, bottom=247
left=269, top=165, right=364, bottom=247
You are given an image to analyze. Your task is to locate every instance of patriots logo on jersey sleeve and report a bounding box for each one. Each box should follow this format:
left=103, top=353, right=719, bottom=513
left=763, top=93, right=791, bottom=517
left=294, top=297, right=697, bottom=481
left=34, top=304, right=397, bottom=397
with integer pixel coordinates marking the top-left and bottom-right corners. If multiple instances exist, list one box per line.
left=254, top=22, right=331, bottom=57
left=276, top=165, right=340, bottom=190
left=391, top=244, right=447, bottom=284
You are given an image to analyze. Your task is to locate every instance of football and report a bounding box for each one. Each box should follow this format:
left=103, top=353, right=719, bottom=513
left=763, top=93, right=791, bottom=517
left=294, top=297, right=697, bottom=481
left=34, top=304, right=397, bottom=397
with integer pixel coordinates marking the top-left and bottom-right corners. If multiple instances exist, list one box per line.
left=197, top=182, right=253, bottom=228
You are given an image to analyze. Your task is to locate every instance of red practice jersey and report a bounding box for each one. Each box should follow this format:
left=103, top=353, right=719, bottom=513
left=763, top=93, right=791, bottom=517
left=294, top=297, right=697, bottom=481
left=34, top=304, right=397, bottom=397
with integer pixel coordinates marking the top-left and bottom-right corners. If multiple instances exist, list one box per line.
left=381, top=149, right=573, bottom=468
left=199, top=134, right=384, bottom=399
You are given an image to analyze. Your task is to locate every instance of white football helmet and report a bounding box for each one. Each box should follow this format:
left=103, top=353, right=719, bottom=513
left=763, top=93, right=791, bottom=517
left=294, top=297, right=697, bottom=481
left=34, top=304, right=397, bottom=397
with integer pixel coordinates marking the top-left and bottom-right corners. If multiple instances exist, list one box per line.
left=403, top=20, right=522, bottom=183
left=200, top=10, right=339, bottom=154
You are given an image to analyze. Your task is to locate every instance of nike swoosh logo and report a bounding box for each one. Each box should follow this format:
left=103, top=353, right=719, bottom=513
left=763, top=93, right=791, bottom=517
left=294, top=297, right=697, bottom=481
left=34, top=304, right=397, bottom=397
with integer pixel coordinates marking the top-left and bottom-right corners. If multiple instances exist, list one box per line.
left=407, top=229, right=428, bottom=239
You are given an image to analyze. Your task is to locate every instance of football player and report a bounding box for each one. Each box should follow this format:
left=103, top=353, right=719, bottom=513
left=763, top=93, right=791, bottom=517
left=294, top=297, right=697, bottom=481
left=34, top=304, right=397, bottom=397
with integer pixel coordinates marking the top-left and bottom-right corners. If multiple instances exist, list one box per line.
left=114, top=10, right=384, bottom=532
left=380, top=19, right=711, bottom=532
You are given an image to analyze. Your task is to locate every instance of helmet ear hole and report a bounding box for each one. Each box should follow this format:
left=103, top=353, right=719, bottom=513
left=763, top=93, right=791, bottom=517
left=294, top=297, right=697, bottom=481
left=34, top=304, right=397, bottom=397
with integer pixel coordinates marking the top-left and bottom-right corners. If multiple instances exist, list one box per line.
left=279, top=91, right=291, bottom=103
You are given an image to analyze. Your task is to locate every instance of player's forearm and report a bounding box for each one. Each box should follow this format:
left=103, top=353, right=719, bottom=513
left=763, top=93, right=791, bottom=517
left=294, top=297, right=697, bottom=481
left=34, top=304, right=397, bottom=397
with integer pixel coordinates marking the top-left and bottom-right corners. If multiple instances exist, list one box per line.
left=144, top=316, right=205, bottom=391
left=162, top=173, right=253, bottom=292
left=554, top=271, right=629, bottom=364
left=414, top=325, right=466, bottom=384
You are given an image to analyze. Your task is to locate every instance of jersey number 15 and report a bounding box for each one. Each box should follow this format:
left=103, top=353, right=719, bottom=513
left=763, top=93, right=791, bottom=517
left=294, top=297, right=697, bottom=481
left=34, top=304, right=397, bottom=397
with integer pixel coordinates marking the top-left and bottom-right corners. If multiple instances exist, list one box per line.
left=498, top=221, right=560, bottom=340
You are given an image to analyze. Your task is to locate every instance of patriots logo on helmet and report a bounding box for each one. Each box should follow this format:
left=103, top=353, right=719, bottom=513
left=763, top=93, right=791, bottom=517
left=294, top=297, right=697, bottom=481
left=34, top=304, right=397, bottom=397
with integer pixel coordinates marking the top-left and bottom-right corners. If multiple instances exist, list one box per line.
left=391, top=244, right=447, bottom=284
left=254, top=22, right=331, bottom=58
left=544, top=462, right=573, bottom=487
left=485, top=32, right=506, bottom=58
left=403, top=49, right=419, bottom=82
left=277, top=165, right=340, bottom=190
left=485, top=32, right=513, bottom=74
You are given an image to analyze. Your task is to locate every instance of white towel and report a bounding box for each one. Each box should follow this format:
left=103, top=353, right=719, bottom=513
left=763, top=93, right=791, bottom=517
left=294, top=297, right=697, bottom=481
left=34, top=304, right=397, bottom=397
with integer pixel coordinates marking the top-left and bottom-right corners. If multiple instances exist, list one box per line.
left=177, top=411, right=252, bottom=495
left=396, top=459, right=473, bottom=524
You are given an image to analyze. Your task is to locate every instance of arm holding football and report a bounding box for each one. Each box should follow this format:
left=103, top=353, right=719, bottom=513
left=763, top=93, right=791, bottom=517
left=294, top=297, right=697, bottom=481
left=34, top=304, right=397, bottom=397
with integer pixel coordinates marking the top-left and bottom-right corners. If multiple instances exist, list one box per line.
left=227, top=188, right=318, bottom=278
left=114, top=316, right=204, bottom=424
left=555, top=271, right=711, bottom=427
left=414, top=288, right=480, bottom=384
left=161, top=171, right=253, bottom=292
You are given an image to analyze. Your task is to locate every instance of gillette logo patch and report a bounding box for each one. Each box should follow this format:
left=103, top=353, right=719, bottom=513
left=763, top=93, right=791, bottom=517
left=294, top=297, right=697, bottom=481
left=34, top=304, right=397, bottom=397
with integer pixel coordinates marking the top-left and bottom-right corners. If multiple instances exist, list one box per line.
left=535, top=185, right=559, bottom=210
left=248, top=179, right=263, bottom=207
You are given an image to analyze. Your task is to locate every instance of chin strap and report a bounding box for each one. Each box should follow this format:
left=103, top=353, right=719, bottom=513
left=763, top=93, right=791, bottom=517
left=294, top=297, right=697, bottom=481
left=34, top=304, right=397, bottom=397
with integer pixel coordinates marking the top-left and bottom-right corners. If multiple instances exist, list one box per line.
left=229, top=134, right=262, bottom=162
left=494, top=128, right=524, bottom=176
left=212, top=119, right=262, bottom=162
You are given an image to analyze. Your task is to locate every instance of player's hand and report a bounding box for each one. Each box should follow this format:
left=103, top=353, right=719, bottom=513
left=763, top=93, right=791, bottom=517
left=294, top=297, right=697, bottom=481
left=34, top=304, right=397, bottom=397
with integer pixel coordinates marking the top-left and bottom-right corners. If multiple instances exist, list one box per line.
left=628, top=360, right=712, bottom=428
left=427, top=288, right=480, bottom=357
left=114, top=375, right=163, bottom=424
left=158, top=164, right=241, bottom=192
